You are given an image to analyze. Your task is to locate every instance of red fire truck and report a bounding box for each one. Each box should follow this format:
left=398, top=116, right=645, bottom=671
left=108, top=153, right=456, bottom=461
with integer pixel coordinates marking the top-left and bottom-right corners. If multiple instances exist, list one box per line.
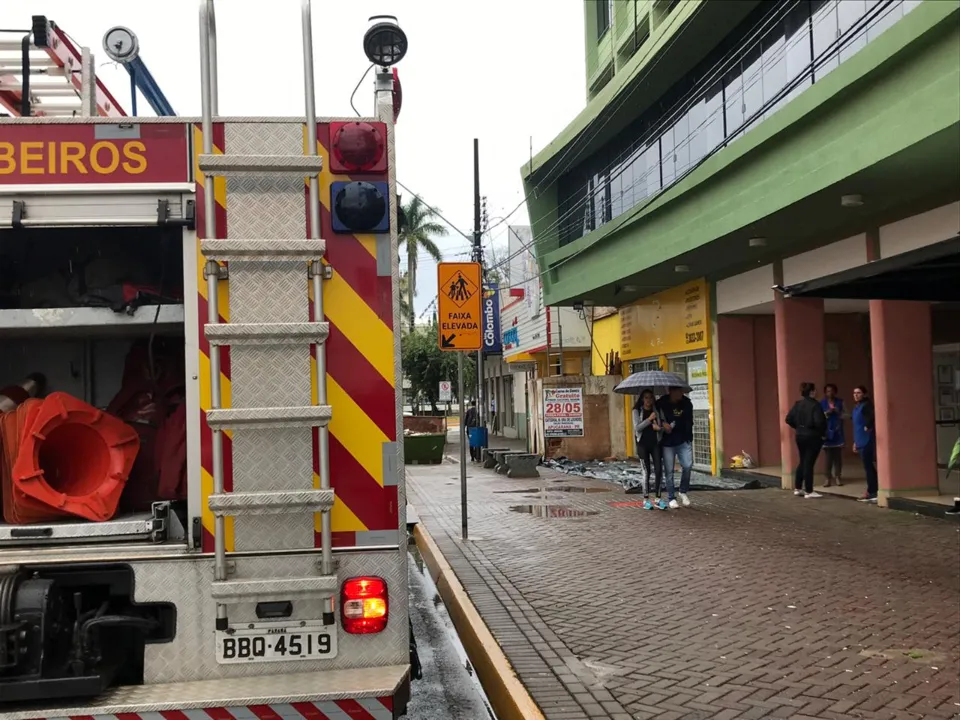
left=0, top=4, right=410, bottom=717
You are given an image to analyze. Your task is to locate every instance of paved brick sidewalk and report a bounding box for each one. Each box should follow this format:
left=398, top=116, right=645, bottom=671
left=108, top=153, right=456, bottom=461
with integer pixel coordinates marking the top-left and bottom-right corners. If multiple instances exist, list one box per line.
left=408, top=458, right=960, bottom=720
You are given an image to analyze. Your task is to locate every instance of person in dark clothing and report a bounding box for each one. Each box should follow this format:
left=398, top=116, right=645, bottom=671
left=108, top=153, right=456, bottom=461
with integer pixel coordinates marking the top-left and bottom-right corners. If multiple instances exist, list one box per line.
left=821, top=384, right=845, bottom=487
left=852, top=386, right=878, bottom=502
left=785, top=381, right=827, bottom=498
left=628, top=389, right=666, bottom=509
left=656, top=386, right=695, bottom=508
left=464, top=401, right=480, bottom=462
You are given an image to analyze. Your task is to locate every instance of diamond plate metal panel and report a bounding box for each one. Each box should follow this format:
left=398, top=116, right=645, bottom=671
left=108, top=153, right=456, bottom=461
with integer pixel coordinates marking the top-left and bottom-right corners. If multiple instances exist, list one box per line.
left=198, top=153, right=324, bottom=175
left=109, top=552, right=409, bottom=683
left=205, top=322, right=329, bottom=346
left=231, top=427, right=315, bottom=550
left=0, top=666, right=407, bottom=718
left=229, top=262, right=308, bottom=325
left=211, top=575, right=337, bottom=601
left=205, top=406, right=330, bottom=429
left=200, top=239, right=325, bottom=262
left=231, top=346, right=312, bottom=407
left=378, top=102, right=408, bottom=534
left=208, top=489, right=334, bottom=515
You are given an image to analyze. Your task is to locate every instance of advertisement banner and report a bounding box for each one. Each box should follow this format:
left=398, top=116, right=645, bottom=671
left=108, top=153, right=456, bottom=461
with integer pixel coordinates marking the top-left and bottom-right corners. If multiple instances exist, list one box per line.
left=482, top=283, right=502, bottom=354
left=619, top=278, right=709, bottom=359
left=543, top=387, right=584, bottom=438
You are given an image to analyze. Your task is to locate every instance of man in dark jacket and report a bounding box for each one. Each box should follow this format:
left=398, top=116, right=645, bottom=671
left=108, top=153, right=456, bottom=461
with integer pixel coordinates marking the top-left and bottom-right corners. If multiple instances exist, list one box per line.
left=785, top=382, right=827, bottom=498
left=657, top=386, right=695, bottom=509
left=852, top=386, right=878, bottom=502
left=464, top=401, right=479, bottom=461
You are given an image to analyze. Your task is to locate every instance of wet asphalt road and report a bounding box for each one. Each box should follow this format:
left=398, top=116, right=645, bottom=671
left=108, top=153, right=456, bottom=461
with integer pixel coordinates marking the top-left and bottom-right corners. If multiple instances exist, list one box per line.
left=406, top=546, right=496, bottom=720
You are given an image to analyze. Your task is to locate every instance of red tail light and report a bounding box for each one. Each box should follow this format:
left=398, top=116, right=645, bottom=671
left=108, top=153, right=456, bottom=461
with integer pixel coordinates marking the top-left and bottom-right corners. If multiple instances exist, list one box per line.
left=341, top=576, right=388, bottom=634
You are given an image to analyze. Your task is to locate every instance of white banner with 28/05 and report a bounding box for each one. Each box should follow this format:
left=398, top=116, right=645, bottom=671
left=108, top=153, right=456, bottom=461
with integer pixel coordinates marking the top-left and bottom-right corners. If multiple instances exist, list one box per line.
left=543, top=387, right=584, bottom=438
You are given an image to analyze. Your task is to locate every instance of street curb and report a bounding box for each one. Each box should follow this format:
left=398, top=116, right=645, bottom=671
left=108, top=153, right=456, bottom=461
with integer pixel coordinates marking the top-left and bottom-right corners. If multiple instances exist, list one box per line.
left=412, top=523, right=546, bottom=720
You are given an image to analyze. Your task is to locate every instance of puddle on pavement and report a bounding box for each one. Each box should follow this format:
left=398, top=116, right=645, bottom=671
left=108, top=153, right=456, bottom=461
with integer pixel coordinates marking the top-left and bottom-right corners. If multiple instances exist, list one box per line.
left=509, top=504, right=599, bottom=518
left=496, top=486, right=611, bottom=494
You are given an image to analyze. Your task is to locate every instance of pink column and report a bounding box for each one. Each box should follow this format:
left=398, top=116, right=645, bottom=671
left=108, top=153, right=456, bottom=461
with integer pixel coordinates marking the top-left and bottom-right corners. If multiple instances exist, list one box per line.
left=869, top=300, right=938, bottom=503
left=775, top=296, right=825, bottom=488
left=717, top=316, right=759, bottom=464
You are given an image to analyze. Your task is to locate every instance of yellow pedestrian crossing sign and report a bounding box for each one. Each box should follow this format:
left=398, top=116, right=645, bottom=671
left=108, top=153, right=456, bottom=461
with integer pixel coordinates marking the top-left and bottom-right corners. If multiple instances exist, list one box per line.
left=437, top=262, right=482, bottom=351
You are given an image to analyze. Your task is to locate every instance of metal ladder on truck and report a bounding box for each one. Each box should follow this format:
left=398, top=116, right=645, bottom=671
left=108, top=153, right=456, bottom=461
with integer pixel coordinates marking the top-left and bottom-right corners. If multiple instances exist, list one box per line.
left=197, top=0, right=337, bottom=630
left=0, top=15, right=124, bottom=117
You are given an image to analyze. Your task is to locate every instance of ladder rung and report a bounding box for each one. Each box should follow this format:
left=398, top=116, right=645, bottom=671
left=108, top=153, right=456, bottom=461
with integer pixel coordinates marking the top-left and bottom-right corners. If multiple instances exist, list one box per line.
left=208, top=489, right=334, bottom=516
left=211, top=576, right=338, bottom=602
left=206, top=405, right=332, bottom=430
left=200, top=239, right=325, bottom=262
left=198, top=154, right=324, bottom=176
left=205, top=322, right=329, bottom=346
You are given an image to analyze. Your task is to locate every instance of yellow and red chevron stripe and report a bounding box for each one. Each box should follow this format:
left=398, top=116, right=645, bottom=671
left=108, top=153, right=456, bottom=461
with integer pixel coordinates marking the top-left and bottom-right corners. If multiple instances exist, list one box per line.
left=309, top=123, right=398, bottom=547
left=193, top=122, right=398, bottom=553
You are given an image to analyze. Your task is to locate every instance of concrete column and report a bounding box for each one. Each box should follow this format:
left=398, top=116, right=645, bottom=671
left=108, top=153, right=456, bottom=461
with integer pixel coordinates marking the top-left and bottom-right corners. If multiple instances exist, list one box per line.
left=775, top=296, right=825, bottom=488
left=869, top=300, right=938, bottom=503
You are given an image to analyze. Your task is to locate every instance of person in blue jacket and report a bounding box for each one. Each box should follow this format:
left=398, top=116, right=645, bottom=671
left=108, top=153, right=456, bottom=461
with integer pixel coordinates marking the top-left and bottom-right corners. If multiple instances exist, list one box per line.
left=821, top=384, right=845, bottom=487
left=852, top=385, right=878, bottom=502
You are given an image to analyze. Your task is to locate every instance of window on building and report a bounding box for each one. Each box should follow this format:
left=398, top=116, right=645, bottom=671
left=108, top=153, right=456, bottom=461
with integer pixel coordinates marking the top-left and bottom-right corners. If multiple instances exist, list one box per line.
left=558, top=0, right=917, bottom=247
left=597, top=0, right=612, bottom=39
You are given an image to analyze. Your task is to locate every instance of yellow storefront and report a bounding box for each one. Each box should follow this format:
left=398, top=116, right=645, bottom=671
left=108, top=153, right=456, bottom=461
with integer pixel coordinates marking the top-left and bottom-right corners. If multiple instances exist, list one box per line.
left=619, top=278, right=717, bottom=474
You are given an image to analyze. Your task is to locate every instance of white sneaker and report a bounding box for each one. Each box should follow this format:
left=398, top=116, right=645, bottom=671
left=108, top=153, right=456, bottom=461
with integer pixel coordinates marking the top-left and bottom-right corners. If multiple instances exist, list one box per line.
left=679, top=493, right=691, bottom=507
left=793, top=489, right=804, bottom=496
left=804, top=492, right=823, bottom=498
left=668, top=499, right=680, bottom=509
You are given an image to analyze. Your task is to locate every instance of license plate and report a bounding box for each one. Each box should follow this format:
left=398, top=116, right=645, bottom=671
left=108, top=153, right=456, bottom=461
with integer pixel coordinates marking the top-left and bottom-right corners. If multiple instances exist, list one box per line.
left=215, top=620, right=338, bottom=664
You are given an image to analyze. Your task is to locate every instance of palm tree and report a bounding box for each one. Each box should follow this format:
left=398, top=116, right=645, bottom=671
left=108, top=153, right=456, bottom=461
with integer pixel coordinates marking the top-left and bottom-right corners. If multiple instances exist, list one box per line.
left=399, top=195, right=444, bottom=332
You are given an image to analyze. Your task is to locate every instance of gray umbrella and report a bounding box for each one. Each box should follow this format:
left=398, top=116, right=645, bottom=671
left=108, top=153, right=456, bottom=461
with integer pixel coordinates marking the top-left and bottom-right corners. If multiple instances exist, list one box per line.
left=614, top=370, right=691, bottom=394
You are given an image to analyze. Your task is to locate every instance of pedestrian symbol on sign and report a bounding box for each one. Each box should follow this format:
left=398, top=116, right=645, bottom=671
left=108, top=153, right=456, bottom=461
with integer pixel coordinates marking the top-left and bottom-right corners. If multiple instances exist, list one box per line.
left=445, top=271, right=478, bottom=308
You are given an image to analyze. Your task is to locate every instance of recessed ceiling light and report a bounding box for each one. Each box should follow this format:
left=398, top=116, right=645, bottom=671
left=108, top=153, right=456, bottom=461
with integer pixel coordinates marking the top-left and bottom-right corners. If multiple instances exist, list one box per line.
left=621, top=284, right=638, bottom=292
left=674, top=264, right=689, bottom=273
left=841, top=194, right=864, bottom=207
left=748, top=237, right=767, bottom=247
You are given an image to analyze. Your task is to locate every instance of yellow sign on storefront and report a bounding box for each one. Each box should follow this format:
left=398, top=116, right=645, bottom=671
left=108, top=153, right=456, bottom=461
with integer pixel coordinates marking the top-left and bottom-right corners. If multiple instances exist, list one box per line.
left=619, top=278, right=709, bottom=359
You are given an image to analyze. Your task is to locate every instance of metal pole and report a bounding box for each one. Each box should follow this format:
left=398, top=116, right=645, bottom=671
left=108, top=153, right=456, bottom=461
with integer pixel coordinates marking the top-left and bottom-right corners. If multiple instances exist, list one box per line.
left=301, top=0, right=332, bottom=593
left=80, top=47, right=95, bottom=117
left=473, top=138, right=483, bottom=428
left=557, top=308, right=564, bottom=376
left=199, top=0, right=227, bottom=630
left=458, top=351, right=468, bottom=540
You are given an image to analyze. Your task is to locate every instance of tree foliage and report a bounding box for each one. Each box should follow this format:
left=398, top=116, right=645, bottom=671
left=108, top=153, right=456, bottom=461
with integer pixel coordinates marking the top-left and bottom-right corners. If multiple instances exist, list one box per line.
left=399, top=195, right=445, bottom=332
left=401, top=326, right=476, bottom=413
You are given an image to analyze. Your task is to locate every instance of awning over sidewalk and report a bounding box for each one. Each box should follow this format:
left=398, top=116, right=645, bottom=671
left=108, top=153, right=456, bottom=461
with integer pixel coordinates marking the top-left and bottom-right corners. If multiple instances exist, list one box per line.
left=780, top=235, right=960, bottom=302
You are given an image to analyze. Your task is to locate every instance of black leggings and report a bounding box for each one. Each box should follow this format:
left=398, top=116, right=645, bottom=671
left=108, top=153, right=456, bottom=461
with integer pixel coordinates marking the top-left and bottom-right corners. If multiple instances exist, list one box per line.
left=637, top=441, right=663, bottom=497
left=795, top=436, right=823, bottom=494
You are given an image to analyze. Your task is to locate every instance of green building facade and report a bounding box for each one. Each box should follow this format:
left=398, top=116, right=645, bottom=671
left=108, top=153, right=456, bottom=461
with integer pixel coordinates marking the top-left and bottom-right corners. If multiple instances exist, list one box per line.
left=524, top=0, right=960, bottom=503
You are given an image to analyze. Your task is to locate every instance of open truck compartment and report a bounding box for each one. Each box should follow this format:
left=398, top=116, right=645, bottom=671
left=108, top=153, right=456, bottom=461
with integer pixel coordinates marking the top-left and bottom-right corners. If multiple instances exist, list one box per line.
left=0, top=226, right=188, bottom=546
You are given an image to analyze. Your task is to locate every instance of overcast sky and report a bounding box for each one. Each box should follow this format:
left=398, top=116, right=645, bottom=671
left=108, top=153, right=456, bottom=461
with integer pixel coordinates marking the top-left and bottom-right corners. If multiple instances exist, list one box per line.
left=2, top=0, right=585, bottom=317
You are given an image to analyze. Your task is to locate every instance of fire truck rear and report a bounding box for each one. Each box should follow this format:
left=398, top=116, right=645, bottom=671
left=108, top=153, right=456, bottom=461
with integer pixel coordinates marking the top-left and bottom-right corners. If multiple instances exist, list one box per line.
left=0, top=4, right=409, bottom=717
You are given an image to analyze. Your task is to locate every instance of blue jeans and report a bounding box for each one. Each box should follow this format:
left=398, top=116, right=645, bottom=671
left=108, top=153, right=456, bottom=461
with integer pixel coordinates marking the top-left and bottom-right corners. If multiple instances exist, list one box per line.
left=662, top=441, right=693, bottom=500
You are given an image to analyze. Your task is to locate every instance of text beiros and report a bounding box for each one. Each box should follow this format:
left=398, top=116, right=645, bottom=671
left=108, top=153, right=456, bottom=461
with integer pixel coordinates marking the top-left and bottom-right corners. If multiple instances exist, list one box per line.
left=0, top=141, right=148, bottom=176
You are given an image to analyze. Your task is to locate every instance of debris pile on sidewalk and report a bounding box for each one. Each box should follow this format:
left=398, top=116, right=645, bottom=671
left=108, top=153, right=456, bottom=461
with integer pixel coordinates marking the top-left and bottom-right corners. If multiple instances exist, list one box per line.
left=541, top=456, right=763, bottom=491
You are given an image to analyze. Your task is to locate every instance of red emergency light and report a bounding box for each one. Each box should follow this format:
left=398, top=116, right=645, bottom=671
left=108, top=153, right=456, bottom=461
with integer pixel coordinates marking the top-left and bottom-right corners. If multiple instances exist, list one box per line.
left=330, top=121, right=386, bottom=174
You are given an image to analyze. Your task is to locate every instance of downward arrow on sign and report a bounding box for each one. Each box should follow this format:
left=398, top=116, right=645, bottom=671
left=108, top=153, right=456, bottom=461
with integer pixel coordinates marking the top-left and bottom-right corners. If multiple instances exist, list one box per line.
left=441, top=333, right=456, bottom=348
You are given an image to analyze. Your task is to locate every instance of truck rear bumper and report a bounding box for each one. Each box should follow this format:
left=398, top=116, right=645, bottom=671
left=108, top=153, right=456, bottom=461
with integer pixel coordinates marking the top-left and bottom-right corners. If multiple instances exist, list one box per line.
left=1, top=665, right=410, bottom=720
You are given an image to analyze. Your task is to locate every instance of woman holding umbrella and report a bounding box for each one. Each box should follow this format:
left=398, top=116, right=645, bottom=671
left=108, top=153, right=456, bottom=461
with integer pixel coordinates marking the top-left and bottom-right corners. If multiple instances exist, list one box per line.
left=615, top=369, right=691, bottom=510
left=628, top=388, right=667, bottom=510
